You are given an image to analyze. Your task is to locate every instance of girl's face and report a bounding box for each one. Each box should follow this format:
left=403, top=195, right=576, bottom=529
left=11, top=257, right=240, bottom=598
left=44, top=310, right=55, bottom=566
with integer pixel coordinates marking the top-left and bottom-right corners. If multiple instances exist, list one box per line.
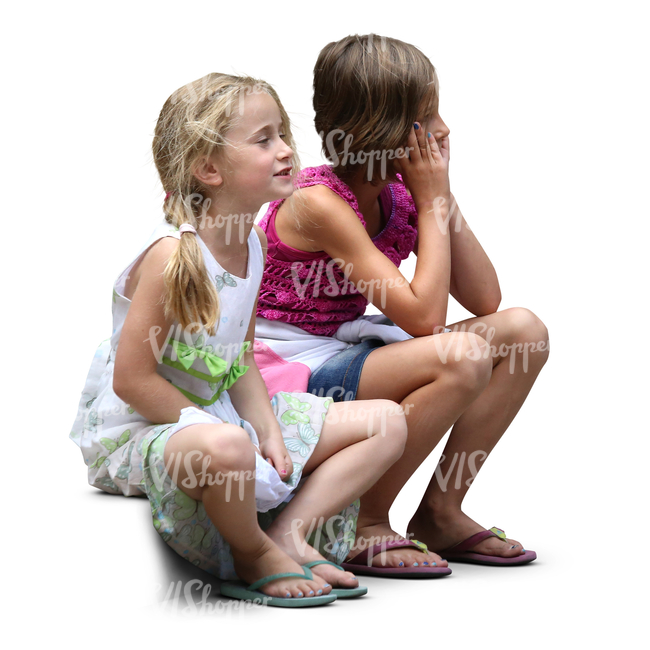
left=215, top=91, right=294, bottom=205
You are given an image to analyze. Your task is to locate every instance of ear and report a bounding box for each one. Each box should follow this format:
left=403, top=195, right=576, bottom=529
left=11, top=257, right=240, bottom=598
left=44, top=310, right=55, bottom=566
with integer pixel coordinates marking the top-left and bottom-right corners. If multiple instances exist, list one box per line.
left=193, top=155, right=223, bottom=188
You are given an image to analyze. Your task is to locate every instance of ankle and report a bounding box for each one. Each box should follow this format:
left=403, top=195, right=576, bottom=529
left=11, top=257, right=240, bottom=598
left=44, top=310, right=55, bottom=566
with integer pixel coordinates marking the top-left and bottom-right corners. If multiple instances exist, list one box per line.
left=415, top=498, right=462, bottom=522
left=230, top=533, right=274, bottom=564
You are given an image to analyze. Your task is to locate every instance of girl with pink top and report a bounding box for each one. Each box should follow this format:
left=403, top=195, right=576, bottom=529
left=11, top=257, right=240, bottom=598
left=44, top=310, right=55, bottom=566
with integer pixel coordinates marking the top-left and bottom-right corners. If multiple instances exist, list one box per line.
left=255, top=34, right=549, bottom=574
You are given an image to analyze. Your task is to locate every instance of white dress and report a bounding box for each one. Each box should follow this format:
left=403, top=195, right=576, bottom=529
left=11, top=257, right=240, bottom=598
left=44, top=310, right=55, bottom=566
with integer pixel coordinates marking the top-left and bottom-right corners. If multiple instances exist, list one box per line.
left=69, top=221, right=358, bottom=578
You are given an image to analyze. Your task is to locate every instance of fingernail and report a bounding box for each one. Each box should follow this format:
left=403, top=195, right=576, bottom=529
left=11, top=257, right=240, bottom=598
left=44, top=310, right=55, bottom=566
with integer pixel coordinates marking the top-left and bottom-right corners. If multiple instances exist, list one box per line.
left=285, top=592, right=291, bottom=598
left=323, top=584, right=331, bottom=588
left=280, top=470, right=287, bottom=475
left=414, top=123, right=419, bottom=130
left=423, top=562, right=429, bottom=566
left=432, top=562, right=437, bottom=566
left=309, top=590, right=314, bottom=596
left=317, top=589, right=323, bottom=595
left=398, top=562, right=404, bottom=567
left=413, top=562, right=419, bottom=567
left=297, top=591, right=303, bottom=598
left=428, top=132, right=432, bottom=138
left=511, top=545, right=517, bottom=549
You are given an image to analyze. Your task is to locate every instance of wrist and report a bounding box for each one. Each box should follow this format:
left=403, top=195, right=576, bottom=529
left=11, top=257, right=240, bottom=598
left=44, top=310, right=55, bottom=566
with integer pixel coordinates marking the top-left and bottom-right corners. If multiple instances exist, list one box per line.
left=255, top=423, right=283, bottom=443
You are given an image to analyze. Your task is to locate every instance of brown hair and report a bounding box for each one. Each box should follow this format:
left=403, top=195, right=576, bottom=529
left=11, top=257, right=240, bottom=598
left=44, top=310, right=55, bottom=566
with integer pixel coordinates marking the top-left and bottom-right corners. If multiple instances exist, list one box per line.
left=152, top=72, right=299, bottom=335
left=313, top=34, right=438, bottom=185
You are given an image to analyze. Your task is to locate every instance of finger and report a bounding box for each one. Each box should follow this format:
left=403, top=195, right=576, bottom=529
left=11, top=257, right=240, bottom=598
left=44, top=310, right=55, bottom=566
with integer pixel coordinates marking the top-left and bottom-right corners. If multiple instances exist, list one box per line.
left=278, top=455, right=292, bottom=481
left=415, top=122, right=428, bottom=156
left=426, top=131, right=441, bottom=159
left=405, top=124, right=422, bottom=163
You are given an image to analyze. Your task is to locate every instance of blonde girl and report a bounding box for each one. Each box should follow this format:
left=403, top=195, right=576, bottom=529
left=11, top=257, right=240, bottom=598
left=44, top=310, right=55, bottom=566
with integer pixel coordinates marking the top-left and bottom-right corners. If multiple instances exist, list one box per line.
left=69, top=72, right=408, bottom=606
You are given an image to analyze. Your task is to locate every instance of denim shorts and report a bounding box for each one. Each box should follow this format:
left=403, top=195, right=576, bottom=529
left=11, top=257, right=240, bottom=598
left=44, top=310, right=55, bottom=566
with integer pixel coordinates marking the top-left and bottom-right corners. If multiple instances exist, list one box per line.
left=307, top=339, right=386, bottom=402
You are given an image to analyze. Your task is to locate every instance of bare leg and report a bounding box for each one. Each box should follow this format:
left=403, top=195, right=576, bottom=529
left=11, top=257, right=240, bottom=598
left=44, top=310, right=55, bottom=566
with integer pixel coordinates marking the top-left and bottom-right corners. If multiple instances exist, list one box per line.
left=163, top=423, right=325, bottom=599
left=409, top=307, right=549, bottom=557
left=352, top=331, right=493, bottom=568
left=267, top=399, right=407, bottom=587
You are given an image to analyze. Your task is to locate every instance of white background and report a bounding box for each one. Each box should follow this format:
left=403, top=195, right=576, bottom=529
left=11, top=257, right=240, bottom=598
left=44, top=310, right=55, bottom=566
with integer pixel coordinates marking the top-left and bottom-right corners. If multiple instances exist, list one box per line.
left=4, top=1, right=648, bottom=647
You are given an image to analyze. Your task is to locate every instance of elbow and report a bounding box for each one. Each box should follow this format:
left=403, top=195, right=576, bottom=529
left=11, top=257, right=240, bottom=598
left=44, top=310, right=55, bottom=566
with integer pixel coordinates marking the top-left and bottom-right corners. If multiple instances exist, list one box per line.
left=483, top=290, right=501, bottom=315
left=403, top=311, right=447, bottom=338
left=113, top=371, right=135, bottom=405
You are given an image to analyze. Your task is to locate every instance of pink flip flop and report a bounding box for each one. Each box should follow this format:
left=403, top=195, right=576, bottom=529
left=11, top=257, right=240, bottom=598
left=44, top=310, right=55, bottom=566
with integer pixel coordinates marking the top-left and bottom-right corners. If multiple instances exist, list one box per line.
left=437, top=527, right=537, bottom=566
left=341, top=539, right=452, bottom=578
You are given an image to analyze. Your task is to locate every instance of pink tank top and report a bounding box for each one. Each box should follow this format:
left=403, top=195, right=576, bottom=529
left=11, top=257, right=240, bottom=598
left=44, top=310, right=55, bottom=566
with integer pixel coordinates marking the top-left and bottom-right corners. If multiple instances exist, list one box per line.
left=257, top=165, right=418, bottom=336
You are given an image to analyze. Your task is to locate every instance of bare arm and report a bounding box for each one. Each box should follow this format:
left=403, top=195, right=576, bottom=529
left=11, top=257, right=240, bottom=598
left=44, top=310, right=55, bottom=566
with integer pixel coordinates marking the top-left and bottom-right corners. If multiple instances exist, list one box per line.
left=413, top=193, right=501, bottom=315
left=290, top=126, right=452, bottom=337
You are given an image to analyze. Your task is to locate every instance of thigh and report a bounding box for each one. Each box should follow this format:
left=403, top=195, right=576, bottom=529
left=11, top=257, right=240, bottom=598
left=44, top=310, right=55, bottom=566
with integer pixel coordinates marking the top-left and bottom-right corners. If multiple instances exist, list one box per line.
left=445, top=308, right=549, bottom=366
left=356, top=332, right=488, bottom=402
left=302, top=400, right=396, bottom=474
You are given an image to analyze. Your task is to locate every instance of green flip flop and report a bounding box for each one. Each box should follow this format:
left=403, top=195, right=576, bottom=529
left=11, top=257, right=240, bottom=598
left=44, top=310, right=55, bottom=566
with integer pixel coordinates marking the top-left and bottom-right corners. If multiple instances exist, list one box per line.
left=220, top=565, right=337, bottom=608
left=302, top=560, right=368, bottom=599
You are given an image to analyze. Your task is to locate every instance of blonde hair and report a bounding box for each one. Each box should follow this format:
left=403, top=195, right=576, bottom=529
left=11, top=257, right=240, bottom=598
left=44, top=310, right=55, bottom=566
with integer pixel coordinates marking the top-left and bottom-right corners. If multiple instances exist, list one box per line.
left=152, top=72, right=299, bottom=335
left=313, top=34, right=438, bottom=185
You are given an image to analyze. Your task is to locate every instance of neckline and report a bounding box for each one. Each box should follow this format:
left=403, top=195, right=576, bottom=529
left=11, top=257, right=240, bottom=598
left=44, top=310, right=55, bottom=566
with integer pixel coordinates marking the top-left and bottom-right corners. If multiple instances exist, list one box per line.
left=196, top=229, right=252, bottom=281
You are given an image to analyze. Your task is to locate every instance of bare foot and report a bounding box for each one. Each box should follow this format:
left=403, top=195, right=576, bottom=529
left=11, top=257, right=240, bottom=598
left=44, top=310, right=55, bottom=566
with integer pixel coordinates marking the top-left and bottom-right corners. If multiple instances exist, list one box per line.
left=231, top=537, right=331, bottom=599
left=409, top=507, right=526, bottom=558
left=266, top=524, right=360, bottom=589
left=349, top=522, right=447, bottom=568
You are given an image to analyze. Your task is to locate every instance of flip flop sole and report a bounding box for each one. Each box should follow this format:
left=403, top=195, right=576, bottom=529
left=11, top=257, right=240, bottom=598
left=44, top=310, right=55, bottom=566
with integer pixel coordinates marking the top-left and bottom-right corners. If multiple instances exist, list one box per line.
left=444, top=550, right=537, bottom=566
left=220, top=582, right=337, bottom=607
left=329, top=586, right=368, bottom=598
left=340, top=563, right=452, bottom=578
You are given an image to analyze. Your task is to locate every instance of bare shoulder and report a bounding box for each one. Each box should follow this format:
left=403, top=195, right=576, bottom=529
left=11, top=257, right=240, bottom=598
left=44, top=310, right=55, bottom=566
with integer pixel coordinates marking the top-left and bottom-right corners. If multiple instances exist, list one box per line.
left=125, top=235, right=179, bottom=300
left=275, top=184, right=363, bottom=253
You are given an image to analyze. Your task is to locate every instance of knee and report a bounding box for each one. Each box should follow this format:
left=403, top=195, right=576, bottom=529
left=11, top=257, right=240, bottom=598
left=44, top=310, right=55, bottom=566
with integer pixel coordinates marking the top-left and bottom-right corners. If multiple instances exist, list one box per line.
left=370, top=399, right=408, bottom=457
left=433, top=332, right=493, bottom=393
left=202, top=424, right=255, bottom=474
left=504, top=308, right=550, bottom=363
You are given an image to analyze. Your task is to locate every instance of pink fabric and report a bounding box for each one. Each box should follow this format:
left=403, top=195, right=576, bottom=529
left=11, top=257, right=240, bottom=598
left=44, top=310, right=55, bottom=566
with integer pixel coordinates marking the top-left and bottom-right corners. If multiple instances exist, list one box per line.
left=252, top=339, right=311, bottom=398
left=257, top=165, right=419, bottom=336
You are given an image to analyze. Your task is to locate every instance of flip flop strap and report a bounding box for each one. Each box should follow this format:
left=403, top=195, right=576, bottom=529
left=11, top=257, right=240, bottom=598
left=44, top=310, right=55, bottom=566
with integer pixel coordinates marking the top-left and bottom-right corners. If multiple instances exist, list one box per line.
left=302, top=560, right=344, bottom=571
left=347, top=539, right=422, bottom=566
left=247, top=571, right=308, bottom=592
left=448, top=527, right=507, bottom=553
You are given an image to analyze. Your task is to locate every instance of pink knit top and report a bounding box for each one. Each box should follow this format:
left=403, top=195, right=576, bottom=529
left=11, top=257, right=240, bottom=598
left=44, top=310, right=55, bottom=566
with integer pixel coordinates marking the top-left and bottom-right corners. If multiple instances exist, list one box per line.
left=257, top=165, right=419, bottom=336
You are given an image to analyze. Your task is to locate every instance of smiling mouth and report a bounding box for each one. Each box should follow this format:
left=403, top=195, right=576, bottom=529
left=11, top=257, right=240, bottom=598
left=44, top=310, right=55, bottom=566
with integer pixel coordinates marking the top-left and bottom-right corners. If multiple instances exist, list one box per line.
left=274, top=168, right=292, bottom=176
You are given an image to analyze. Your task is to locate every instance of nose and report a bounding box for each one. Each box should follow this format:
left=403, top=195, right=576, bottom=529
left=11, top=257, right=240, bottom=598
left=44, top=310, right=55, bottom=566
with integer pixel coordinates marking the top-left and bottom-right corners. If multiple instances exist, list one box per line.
left=278, top=140, right=293, bottom=161
left=436, top=118, right=450, bottom=140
